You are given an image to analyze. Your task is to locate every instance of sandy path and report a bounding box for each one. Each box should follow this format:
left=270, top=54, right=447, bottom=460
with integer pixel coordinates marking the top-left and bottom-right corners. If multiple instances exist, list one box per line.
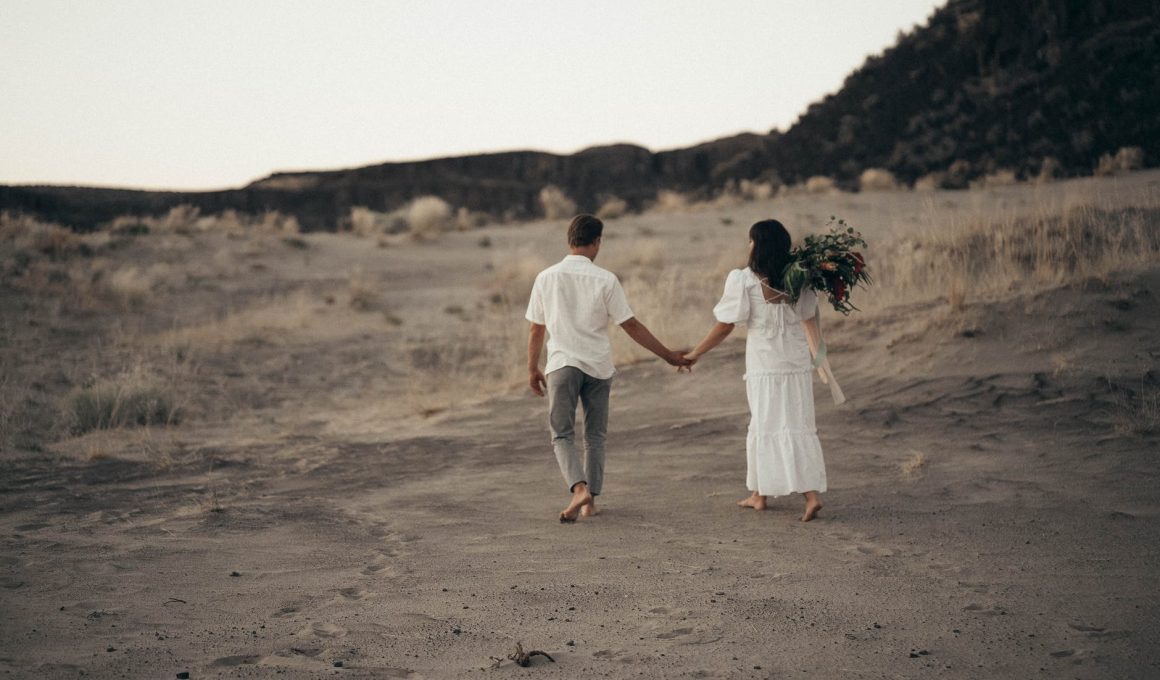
left=3, top=264, right=1159, bottom=679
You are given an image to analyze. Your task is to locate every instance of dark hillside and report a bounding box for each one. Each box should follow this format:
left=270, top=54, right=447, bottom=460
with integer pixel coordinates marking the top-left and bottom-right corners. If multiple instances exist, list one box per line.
left=2, top=0, right=1156, bottom=230
left=770, top=0, right=1160, bottom=185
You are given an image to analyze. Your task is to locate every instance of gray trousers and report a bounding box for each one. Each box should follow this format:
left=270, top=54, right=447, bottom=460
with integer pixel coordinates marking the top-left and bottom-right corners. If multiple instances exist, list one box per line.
left=547, top=366, right=611, bottom=496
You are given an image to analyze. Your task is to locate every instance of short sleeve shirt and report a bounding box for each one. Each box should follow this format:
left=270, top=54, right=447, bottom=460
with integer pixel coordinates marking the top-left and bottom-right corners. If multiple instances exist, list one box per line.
left=525, top=255, right=634, bottom=379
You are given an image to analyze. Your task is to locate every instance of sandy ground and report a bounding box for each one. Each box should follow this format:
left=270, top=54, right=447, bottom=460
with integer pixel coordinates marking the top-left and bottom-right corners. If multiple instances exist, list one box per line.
left=2, top=174, right=1159, bottom=678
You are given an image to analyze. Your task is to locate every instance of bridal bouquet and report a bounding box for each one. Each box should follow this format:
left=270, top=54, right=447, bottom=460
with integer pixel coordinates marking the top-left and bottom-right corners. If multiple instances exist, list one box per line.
left=782, top=217, right=871, bottom=315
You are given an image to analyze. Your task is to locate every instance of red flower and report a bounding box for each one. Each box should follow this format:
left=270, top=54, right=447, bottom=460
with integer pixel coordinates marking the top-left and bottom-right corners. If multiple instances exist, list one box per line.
left=851, top=252, right=865, bottom=275
left=833, top=279, right=847, bottom=301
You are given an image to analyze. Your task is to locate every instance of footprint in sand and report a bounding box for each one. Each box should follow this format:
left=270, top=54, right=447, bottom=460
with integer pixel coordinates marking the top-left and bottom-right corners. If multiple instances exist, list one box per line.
left=962, top=602, right=1007, bottom=616
left=656, top=627, right=693, bottom=640
left=273, top=602, right=303, bottom=618
left=211, top=654, right=260, bottom=667
left=299, top=622, right=346, bottom=638
left=337, top=586, right=368, bottom=600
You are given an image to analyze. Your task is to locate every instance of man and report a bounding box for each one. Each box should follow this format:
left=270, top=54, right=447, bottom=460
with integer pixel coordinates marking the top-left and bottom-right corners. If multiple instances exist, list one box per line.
left=526, top=214, right=689, bottom=523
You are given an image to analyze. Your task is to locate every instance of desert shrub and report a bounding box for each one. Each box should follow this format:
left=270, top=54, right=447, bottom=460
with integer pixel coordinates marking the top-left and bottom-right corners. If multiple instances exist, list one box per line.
left=256, top=211, right=301, bottom=234
left=972, top=169, right=1019, bottom=188
left=109, top=216, right=150, bottom=235
left=538, top=185, right=576, bottom=220
left=407, top=196, right=453, bottom=237
left=68, top=378, right=179, bottom=434
left=1096, top=146, right=1145, bottom=176
left=159, top=204, right=201, bottom=233
left=1035, top=157, right=1062, bottom=184
left=913, top=172, right=946, bottom=191
left=858, top=168, right=899, bottom=192
left=596, top=196, right=629, bottom=220
left=651, top=190, right=689, bottom=213
left=350, top=207, right=387, bottom=236
left=738, top=179, right=775, bottom=200
left=455, top=207, right=489, bottom=230
left=943, top=159, right=973, bottom=189
left=32, top=225, right=87, bottom=259
left=804, top=176, right=836, bottom=193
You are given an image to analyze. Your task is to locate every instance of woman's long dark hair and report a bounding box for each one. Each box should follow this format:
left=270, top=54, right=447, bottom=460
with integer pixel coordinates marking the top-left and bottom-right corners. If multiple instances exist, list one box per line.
left=748, top=219, right=792, bottom=288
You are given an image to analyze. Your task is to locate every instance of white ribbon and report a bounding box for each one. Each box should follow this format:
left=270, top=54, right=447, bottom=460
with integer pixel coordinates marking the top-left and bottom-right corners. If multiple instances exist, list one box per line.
left=804, top=312, right=846, bottom=406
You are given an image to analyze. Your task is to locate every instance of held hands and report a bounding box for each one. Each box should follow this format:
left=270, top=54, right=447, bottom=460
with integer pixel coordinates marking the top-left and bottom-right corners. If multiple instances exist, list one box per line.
left=669, top=350, right=697, bottom=373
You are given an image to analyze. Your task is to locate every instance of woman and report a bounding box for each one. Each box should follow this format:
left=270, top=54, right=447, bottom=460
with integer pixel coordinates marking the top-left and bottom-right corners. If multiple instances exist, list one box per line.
left=685, top=219, right=828, bottom=522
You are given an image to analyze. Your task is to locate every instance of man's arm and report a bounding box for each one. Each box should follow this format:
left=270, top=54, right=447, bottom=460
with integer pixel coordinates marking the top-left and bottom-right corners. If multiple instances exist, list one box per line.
left=528, top=323, right=548, bottom=396
left=620, top=317, right=687, bottom=366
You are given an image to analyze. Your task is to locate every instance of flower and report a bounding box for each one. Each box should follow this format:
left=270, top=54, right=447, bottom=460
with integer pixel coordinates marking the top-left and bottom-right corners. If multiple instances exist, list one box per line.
left=781, top=217, right=871, bottom=315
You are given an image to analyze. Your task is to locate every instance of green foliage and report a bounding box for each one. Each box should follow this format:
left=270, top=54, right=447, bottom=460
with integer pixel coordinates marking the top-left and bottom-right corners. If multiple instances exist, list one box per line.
left=782, top=217, right=872, bottom=315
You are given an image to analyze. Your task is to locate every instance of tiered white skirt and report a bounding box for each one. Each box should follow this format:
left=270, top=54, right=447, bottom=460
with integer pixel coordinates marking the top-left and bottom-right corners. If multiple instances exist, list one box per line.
left=744, top=369, right=827, bottom=497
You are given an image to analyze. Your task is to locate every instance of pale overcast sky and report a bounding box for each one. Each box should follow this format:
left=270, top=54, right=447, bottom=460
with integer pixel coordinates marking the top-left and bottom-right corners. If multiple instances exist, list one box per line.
left=1, top=1, right=944, bottom=190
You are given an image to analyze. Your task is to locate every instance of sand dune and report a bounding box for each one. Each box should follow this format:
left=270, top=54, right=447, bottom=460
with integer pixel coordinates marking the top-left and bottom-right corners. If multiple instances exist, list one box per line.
left=2, top=174, right=1159, bottom=678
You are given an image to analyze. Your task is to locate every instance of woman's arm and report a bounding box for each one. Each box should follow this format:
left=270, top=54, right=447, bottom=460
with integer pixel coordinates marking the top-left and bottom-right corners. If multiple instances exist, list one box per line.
left=800, top=316, right=828, bottom=383
left=686, top=322, right=735, bottom=362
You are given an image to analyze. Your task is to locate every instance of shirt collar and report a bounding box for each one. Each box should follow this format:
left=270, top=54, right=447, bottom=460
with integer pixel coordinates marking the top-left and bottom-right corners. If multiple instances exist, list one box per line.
left=563, top=254, right=593, bottom=263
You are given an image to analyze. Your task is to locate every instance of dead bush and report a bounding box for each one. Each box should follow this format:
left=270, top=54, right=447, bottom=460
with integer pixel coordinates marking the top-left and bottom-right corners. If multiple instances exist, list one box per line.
left=596, top=196, right=629, bottom=220
left=1096, top=146, right=1145, bottom=176
left=804, top=176, right=837, bottom=193
left=858, top=168, right=899, bottom=192
left=407, top=196, right=453, bottom=237
left=538, top=186, right=576, bottom=221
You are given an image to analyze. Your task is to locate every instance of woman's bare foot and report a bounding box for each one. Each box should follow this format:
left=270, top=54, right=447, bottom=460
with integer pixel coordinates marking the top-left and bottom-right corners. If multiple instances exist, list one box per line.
left=801, top=492, right=823, bottom=522
left=737, top=492, right=767, bottom=510
left=580, top=500, right=599, bottom=517
left=560, top=483, right=592, bottom=523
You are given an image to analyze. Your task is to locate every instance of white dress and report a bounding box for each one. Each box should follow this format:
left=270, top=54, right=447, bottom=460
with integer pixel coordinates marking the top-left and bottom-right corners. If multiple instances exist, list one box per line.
left=713, top=268, right=827, bottom=497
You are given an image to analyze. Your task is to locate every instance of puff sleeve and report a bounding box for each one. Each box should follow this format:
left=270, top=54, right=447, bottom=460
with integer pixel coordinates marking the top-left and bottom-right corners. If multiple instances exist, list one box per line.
left=712, top=269, right=751, bottom=325
left=794, top=286, right=819, bottom=321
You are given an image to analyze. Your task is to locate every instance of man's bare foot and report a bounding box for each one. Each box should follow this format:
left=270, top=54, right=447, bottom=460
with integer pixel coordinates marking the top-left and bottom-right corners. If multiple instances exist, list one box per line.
left=737, top=493, right=767, bottom=510
left=801, top=492, right=823, bottom=522
left=560, top=484, right=593, bottom=523
left=580, top=500, right=599, bottom=517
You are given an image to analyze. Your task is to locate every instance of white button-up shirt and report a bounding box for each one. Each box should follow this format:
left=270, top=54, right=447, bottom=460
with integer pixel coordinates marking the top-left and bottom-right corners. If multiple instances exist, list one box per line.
left=525, top=254, right=635, bottom=380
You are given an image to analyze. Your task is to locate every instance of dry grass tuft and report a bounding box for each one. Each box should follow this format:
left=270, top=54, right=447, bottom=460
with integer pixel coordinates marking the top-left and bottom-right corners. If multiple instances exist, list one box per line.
left=737, top=179, right=776, bottom=201
left=804, top=176, right=837, bottom=194
left=68, top=370, right=181, bottom=434
left=913, top=172, right=945, bottom=192
left=347, top=269, right=385, bottom=312
left=901, top=451, right=927, bottom=478
left=1035, top=157, right=1062, bottom=184
left=349, top=206, right=404, bottom=237
left=873, top=205, right=1160, bottom=309
left=539, top=185, right=577, bottom=221
left=489, top=254, right=550, bottom=307
left=859, top=168, right=899, bottom=192
left=1096, top=146, right=1144, bottom=177
left=651, top=190, right=690, bottom=213
left=1111, top=381, right=1160, bottom=435
left=596, top=196, right=629, bottom=220
left=972, top=169, right=1019, bottom=189
left=162, top=292, right=317, bottom=350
